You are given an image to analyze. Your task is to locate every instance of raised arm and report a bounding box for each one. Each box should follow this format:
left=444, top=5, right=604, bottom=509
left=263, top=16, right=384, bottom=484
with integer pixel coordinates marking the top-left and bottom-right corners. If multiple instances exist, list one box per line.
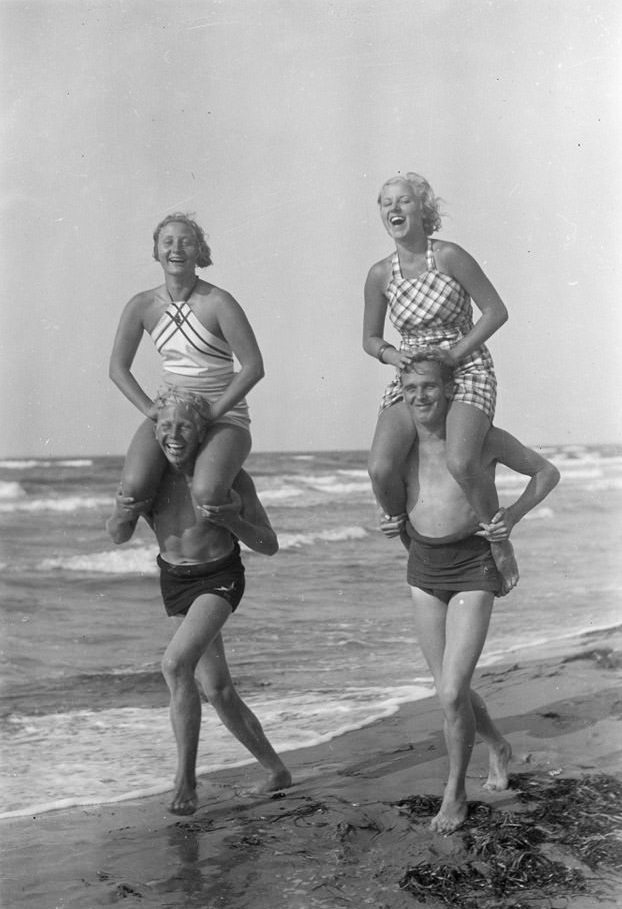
left=208, top=291, right=264, bottom=421
left=108, top=293, right=155, bottom=418
left=435, top=242, right=508, bottom=363
left=478, top=428, right=560, bottom=539
left=198, top=469, right=278, bottom=555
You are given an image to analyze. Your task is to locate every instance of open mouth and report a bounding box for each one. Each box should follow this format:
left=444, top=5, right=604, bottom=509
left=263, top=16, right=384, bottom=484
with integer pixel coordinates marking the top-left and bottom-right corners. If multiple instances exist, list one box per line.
left=389, top=215, right=405, bottom=225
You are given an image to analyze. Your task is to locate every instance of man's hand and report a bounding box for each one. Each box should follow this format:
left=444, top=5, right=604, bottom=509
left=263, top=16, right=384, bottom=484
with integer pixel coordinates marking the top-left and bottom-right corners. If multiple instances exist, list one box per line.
left=379, top=511, right=407, bottom=539
left=475, top=507, right=516, bottom=542
left=114, top=487, right=152, bottom=521
left=198, top=489, right=242, bottom=529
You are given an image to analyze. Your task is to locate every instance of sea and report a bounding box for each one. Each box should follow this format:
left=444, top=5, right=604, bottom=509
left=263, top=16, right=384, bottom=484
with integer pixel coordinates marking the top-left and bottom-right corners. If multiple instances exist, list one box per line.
left=1, top=445, right=621, bottom=819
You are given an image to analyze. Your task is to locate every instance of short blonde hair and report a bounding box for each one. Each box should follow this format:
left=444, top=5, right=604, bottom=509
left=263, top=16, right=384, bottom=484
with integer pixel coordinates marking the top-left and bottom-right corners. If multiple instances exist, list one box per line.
left=154, top=389, right=210, bottom=436
left=378, top=172, right=443, bottom=236
left=152, top=213, right=213, bottom=268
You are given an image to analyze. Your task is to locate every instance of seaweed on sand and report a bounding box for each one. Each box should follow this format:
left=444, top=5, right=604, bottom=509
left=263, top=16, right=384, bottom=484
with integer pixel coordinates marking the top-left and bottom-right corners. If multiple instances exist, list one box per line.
left=398, top=773, right=621, bottom=908
left=512, top=772, right=622, bottom=869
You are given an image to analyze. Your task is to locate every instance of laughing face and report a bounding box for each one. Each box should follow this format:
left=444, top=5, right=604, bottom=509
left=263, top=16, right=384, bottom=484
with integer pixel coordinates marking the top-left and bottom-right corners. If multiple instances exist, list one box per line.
left=155, top=403, right=203, bottom=470
left=156, top=221, right=200, bottom=278
left=378, top=180, right=423, bottom=241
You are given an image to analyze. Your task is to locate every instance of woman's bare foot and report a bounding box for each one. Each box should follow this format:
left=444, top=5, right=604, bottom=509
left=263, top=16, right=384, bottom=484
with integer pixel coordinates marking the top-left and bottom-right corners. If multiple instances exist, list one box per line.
left=169, top=782, right=198, bottom=816
left=491, top=540, right=519, bottom=595
left=483, top=739, right=512, bottom=791
left=251, top=766, right=293, bottom=795
left=430, top=793, right=468, bottom=836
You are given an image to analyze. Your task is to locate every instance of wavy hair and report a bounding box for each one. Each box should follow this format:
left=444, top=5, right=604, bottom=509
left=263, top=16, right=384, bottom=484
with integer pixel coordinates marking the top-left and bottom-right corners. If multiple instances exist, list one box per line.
left=154, top=389, right=210, bottom=436
left=152, top=213, right=213, bottom=268
left=378, top=172, right=443, bottom=236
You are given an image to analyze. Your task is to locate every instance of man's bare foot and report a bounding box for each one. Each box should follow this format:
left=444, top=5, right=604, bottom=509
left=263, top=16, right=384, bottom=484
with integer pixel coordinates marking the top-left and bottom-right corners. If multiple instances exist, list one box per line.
left=483, top=739, right=512, bottom=791
left=430, top=794, right=468, bottom=835
left=251, top=766, right=292, bottom=795
left=491, top=540, right=519, bottom=596
left=168, top=782, right=198, bottom=816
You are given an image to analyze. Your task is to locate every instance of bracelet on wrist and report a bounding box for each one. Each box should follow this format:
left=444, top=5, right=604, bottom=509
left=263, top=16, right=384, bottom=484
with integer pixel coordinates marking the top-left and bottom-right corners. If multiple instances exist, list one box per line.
left=377, top=342, right=395, bottom=363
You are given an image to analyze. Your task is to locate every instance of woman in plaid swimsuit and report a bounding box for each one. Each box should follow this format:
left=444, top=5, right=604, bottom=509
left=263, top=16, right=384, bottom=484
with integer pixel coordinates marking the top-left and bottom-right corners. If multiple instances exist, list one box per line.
left=363, top=173, right=517, bottom=586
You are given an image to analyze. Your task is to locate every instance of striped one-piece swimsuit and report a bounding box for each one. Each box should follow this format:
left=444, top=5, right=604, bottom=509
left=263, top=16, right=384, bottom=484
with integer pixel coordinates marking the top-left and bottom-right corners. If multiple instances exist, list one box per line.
left=149, top=285, right=250, bottom=429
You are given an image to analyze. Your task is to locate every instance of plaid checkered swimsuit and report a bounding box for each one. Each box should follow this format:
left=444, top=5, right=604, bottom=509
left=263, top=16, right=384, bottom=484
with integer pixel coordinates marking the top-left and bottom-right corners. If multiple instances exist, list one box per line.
left=379, top=239, right=497, bottom=420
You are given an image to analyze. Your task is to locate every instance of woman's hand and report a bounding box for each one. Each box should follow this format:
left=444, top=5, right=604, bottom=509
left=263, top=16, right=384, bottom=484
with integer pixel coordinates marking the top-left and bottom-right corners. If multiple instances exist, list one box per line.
left=198, top=489, right=242, bottom=528
left=383, top=347, right=418, bottom=369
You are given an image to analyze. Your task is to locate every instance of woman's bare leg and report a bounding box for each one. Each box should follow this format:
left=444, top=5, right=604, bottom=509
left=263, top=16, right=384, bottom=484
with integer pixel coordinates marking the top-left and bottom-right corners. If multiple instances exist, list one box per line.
left=191, top=423, right=251, bottom=509
left=368, top=401, right=416, bottom=515
left=119, top=418, right=168, bottom=516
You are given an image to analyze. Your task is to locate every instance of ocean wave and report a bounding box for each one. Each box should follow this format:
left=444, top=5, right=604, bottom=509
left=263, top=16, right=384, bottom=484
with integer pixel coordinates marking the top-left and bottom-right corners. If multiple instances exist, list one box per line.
left=0, top=494, right=112, bottom=513
left=279, top=526, right=368, bottom=550
left=39, top=544, right=159, bottom=574
left=0, top=682, right=433, bottom=819
left=33, top=526, right=369, bottom=573
left=0, top=481, right=26, bottom=500
left=0, top=458, right=93, bottom=469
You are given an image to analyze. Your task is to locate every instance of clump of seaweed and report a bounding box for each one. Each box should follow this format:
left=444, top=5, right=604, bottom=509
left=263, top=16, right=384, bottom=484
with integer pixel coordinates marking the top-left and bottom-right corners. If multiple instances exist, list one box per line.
left=398, top=773, right=621, bottom=907
left=513, top=772, right=622, bottom=869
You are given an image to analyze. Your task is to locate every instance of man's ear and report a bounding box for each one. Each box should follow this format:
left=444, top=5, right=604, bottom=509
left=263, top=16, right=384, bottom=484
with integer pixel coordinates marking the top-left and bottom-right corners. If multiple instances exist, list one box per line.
left=443, top=380, right=453, bottom=399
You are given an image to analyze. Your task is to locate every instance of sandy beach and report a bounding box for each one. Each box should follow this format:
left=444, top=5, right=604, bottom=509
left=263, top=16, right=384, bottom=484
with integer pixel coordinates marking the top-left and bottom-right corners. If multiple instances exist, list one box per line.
left=2, top=626, right=621, bottom=909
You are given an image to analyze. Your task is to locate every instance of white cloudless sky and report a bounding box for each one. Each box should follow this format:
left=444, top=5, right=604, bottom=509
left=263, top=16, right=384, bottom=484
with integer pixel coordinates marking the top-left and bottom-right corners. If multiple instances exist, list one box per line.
left=2, top=0, right=621, bottom=457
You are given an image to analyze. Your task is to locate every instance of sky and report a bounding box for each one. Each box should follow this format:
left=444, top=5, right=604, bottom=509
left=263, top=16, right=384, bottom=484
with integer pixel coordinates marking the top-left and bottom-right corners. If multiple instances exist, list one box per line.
left=1, top=0, right=621, bottom=457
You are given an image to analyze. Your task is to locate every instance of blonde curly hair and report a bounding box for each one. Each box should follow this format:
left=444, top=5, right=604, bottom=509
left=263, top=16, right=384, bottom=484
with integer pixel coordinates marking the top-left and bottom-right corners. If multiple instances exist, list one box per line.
left=378, top=172, right=443, bottom=236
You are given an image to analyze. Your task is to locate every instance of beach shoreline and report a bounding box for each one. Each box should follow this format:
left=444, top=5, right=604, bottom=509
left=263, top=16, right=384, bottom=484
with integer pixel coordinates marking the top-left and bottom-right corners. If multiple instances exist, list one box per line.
left=2, top=626, right=621, bottom=908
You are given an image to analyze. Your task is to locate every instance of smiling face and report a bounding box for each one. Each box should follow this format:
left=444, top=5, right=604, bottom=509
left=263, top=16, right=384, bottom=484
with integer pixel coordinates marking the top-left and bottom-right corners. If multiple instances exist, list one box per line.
left=155, top=221, right=200, bottom=279
left=378, top=180, right=424, bottom=241
left=400, top=361, right=451, bottom=428
left=155, top=402, right=204, bottom=469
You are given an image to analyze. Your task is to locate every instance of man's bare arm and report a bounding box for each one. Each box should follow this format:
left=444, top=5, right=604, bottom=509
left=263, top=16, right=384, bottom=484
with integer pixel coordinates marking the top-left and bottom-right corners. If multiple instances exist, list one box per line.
left=198, top=470, right=278, bottom=556
left=480, top=429, right=560, bottom=537
left=106, top=488, right=153, bottom=544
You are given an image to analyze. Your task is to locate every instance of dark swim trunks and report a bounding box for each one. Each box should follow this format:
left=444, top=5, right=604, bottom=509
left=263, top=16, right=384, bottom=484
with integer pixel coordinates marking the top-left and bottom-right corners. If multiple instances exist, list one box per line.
left=157, top=541, right=245, bottom=617
left=406, top=528, right=501, bottom=604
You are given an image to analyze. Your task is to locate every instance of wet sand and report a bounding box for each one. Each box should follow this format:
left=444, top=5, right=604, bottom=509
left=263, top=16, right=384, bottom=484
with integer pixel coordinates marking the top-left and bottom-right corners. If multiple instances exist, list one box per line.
left=2, top=627, right=621, bottom=909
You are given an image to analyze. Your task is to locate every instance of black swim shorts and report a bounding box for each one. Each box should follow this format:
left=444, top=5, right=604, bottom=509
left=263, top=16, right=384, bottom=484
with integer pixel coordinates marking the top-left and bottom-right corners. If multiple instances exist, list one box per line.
left=157, top=542, right=245, bottom=617
left=407, top=530, right=501, bottom=602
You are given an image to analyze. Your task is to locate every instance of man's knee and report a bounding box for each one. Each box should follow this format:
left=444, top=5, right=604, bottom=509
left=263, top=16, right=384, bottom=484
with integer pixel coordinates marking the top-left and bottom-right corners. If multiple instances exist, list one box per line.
left=202, top=678, right=238, bottom=711
left=438, top=681, right=469, bottom=713
left=161, top=650, right=194, bottom=686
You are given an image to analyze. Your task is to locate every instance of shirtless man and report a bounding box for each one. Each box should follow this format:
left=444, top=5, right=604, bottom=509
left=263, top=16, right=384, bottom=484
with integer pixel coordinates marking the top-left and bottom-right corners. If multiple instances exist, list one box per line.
left=384, top=354, right=560, bottom=835
left=106, top=388, right=291, bottom=815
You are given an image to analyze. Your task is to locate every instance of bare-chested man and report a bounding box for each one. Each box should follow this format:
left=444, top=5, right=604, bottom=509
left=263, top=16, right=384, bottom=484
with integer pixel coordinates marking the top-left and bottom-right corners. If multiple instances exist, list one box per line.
left=383, top=354, right=560, bottom=834
left=106, top=388, right=291, bottom=815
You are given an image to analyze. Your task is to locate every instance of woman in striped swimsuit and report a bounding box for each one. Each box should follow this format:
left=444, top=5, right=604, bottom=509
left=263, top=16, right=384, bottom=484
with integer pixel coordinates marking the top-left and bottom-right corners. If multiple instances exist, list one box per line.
left=109, top=213, right=263, bottom=521
left=363, top=173, right=517, bottom=588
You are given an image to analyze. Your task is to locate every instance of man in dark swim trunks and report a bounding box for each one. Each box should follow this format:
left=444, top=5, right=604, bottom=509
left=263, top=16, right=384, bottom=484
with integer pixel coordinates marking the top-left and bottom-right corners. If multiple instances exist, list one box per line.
left=106, top=389, right=291, bottom=815
left=382, top=354, right=560, bottom=835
